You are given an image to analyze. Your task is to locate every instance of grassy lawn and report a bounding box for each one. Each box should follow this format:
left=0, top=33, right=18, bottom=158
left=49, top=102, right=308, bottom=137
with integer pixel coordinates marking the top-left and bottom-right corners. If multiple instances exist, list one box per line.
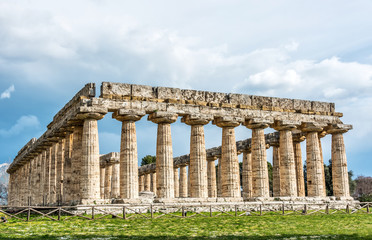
left=0, top=213, right=371, bottom=239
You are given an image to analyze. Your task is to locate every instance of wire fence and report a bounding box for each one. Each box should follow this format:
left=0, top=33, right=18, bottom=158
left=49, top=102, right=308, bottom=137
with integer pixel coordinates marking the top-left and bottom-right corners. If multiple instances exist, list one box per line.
left=0, top=202, right=370, bottom=222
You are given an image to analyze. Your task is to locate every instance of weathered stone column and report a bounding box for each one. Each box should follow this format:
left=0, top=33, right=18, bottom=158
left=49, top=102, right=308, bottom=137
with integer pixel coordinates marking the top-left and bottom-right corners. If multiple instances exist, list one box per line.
left=327, top=124, right=352, bottom=199
left=173, top=168, right=179, bottom=197
left=245, top=118, right=272, bottom=199
left=111, top=162, right=120, bottom=198
left=36, top=153, right=43, bottom=205
left=207, top=156, right=217, bottom=198
left=148, top=112, right=178, bottom=199
left=63, top=131, right=73, bottom=204
left=78, top=112, right=105, bottom=204
left=139, top=175, right=144, bottom=192
left=217, top=157, right=222, bottom=197
left=179, top=164, right=188, bottom=198
left=151, top=172, right=157, bottom=195
left=242, top=149, right=253, bottom=199
left=274, top=120, right=299, bottom=197
left=214, top=116, right=243, bottom=198
left=113, top=109, right=145, bottom=200
left=56, top=138, right=65, bottom=205
left=300, top=122, right=327, bottom=197
left=318, top=131, right=327, bottom=196
left=104, top=163, right=113, bottom=199
left=70, top=124, right=83, bottom=204
left=43, top=146, right=51, bottom=205
left=271, top=143, right=281, bottom=197
left=144, top=173, right=151, bottom=192
left=182, top=115, right=212, bottom=198
left=293, top=134, right=306, bottom=197
left=49, top=141, right=59, bottom=204
left=100, top=164, right=105, bottom=199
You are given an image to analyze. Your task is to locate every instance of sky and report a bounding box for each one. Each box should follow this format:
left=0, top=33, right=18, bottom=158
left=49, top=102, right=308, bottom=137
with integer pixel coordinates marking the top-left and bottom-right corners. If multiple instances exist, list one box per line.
left=0, top=0, right=372, bottom=178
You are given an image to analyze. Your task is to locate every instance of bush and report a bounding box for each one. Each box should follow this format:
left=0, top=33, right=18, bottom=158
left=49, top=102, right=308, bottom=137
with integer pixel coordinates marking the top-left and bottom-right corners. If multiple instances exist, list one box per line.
left=358, top=194, right=372, bottom=202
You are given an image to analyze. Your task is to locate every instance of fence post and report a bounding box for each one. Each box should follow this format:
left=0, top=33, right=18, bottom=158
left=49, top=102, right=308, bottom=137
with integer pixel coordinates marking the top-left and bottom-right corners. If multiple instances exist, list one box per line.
left=182, top=206, right=185, bottom=217
left=92, top=206, right=95, bottom=220
left=282, top=203, right=285, bottom=215
left=58, top=207, right=61, bottom=221
left=150, top=205, right=153, bottom=219
left=27, top=207, right=30, bottom=222
left=346, top=204, right=350, bottom=214
left=235, top=205, right=237, bottom=217
left=326, top=204, right=329, bottom=214
left=260, top=204, right=262, bottom=216
left=210, top=205, right=212, bottom=217
left=123, top=206, right=126, bottom=220
left=304, top=204, right=307, bottom=215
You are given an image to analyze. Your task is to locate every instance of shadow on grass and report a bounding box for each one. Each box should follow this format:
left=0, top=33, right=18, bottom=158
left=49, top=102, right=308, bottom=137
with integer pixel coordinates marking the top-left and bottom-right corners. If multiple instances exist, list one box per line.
left=0, top=234, right=368, bottom=240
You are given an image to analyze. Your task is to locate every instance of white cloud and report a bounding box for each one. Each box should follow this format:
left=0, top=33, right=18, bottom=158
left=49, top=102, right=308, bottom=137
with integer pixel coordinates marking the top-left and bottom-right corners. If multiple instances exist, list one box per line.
left=0, top=115, right=40, bottom=137
left=0, top=85, right=15, bottom=99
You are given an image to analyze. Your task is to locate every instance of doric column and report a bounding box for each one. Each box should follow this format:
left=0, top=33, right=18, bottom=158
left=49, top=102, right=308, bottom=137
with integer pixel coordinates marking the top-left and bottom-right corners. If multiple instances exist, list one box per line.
left=245, top=118, right=272, bottom=198
left=179, top=164, right=188, bottom=198
left=144, top=173, right=151, bottom=192
left=318, top=131, right=327, bottom=196
left=139, top=175, right=144, bottom=192
left=151, top=172, right=157, bottom=195
left=104, top=163, right=113, bottom=199
left=49, top=141, right=59, bottom=204
left=63, top=131, right=73, bottom=204
left=148, top=111, right=178, bottom=199
left=274, top=120, right=299, bottom=197
left=111, top=162, right=120, bottom=198
left=78, top=112, right=105, bottom=204
left=44, top=146, right=51, bottom=205
left=182, top=114, right=212, bottom=198
left=242, top=149, right=253, bottom=199
left=271, top=142, right=281, bottom=197
left=327, top=124, right=352, bottom=199
left=36, top=153, right=43, bottom=205
left=217, top=157, right=222, bottom=197
left=293, top=134, right=306, bottom=197
left=70, top=124, right=83, bottom=204
left=214, top=116, right=243, bottom=198
left=173, top=168, right=179, bottom=197
left=207, top=156, right=217, bottom=198
left=100, top=164, right=105, bottom=199
left=113, top=109, right=145, bottom=199
left=56, top=138, right=65, bottom=205
left=300, top=122, right=327, bottom=197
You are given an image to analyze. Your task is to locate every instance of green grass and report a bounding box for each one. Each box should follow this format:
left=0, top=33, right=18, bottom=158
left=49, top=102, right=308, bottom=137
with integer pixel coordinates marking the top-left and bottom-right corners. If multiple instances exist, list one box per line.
left=0, top=213, right=371, bottom=239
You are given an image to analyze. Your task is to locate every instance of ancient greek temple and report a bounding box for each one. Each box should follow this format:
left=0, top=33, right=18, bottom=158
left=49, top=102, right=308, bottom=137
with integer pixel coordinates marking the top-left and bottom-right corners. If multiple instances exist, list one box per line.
left=6, top=82, right=353, bottom=206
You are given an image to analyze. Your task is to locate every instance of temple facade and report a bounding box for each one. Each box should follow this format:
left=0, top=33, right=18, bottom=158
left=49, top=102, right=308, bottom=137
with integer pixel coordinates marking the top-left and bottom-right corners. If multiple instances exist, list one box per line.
left=6, top=82, right=352, bottom=206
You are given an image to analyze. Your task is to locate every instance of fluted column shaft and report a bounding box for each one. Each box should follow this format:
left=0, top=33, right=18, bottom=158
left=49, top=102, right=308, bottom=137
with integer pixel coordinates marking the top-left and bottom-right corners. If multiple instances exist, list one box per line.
left=100, top=167, right=105, bottom=199
left=331, top=132, right=350, bottom=198
left=139, top=175, right=144, bottom=192
left=179, top=165, right=188, bottom=197
left=217, top=158, right=222, bottom=197
left=44, top=147, right=51, bottom=205
left=71, top=125, right=83, bottom=203
left=207, top=159, right=217, bottom=198
left=63, top=132, right=73, bottom=204
left=318, top=137, right=327, bottom=196
left=174, top=168, right=179, bottom=197
left=56, top=139, right=65, bottom=204
left=306, top=131, right=326, bottom=197
left=242, top=151, right=252, bottom=198
left=144, top=173, right=151, bottom=192
left=104, top=164, right=113, bottom=199
left=279, top=130, right=297, bottom=197
left=50, top=142, right=58, bottom=204
left=293, top=140, right=305, bottom=197
left=80, top=117, right=102, bottom=203
left=151, top=172, right=157, bottom=195
left=111, top=163, right=120, bottom=198
left=272, top=145, right=280, bottom=197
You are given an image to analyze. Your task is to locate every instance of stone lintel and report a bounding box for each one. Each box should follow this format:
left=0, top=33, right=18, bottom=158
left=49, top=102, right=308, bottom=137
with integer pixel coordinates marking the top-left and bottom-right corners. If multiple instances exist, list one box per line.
left=67, top=119, right=84, bottom=127
left=112, top=109, right=146, bottom=122
left=148, top=111, right=178, bottom=124
left=181, top=114, right=213, bottom=125
left=213, top=116, right=243, bottom=128
left=244, top=118, right=273, bottom=129
left=326, top=123, right=353, bottom=134
left=273, top=120, right=300, bottom=131
left=300, top=122, right=327, bottom=132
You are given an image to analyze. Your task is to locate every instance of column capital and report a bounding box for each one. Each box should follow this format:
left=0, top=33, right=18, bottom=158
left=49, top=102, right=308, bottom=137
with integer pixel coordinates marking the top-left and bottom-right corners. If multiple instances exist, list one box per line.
left=273, top=120, right=300, bottom=131
left=148, top=111, right=178, bottom=124
left=206, top=155, right=218, bottom=161
left=292, top=133, right=306, bottom=143
left=113, top=109, right=146, bottom=122
left=213, top=116, right=243, bottom=128
left=299, top=122, right=327, bottom=132
left=244, top=118, right=273, bottom=129
left=181, top=114, right=213, bottom=125
left=326, top=123, right=353, bottom=134
left=76, top=112, right=105, bottom=120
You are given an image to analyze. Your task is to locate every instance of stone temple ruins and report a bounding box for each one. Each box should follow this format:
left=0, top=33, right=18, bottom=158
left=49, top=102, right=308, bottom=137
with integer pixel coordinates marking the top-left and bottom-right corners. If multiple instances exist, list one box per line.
left=6, top=82, right=353, bottom=206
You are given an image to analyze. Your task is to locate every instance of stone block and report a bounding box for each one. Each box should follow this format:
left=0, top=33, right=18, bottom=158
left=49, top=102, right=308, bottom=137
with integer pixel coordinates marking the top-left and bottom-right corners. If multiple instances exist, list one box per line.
left=252, top=96, right=272, bottom=109
left=294, top=99, right=312, bottom=112
left=311, top=101, right=331, bottom=112
left=131, top=84, right=155, bottom=99
left=274, top=98, right=294, bottom=110
left=100, top=82, right=131, bottom=99
left=181, top=89, right=206, bottom=102
left=156, top=87, right=181, bottom=100
left=229, top=93, right=252, bottom=106
left=205, top=91, right=229, bottom=104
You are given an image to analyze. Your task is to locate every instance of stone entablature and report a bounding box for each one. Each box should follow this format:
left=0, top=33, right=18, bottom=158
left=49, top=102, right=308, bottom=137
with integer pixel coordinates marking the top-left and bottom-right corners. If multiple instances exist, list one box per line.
left=6, top=82, right=353, bottom=206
